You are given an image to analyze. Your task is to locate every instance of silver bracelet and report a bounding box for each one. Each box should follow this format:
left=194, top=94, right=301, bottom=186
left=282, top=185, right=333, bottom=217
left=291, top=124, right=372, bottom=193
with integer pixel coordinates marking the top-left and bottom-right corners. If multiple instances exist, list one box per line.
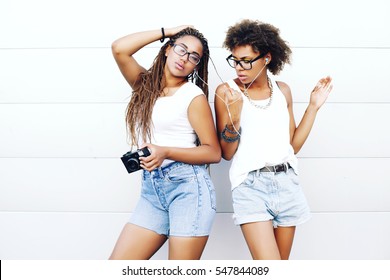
left=221, top=125, right=241, bottom=143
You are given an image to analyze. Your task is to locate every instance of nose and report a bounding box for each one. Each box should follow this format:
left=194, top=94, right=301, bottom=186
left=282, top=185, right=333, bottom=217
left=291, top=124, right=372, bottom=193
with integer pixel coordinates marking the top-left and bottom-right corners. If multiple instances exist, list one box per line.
left=235, top=62, right=245, bottom=70
left=180, top=53, right=190, bottom=63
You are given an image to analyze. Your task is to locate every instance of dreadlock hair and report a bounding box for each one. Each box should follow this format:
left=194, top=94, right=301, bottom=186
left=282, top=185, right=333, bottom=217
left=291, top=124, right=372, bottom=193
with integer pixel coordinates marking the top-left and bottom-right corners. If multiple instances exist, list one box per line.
left=126, top=27, right=210, bottom=147
left=223, top=19, right=291, bottom=75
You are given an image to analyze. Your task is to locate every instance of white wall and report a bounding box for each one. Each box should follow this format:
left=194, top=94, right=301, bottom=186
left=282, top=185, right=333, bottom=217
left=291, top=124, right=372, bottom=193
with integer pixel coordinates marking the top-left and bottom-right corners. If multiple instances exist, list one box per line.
left=1, top=0, right=389, bottom=260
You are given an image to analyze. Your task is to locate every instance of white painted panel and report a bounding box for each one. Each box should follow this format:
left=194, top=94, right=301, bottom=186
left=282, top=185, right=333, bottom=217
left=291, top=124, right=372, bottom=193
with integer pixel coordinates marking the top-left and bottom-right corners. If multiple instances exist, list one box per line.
left=277, top=48, right=390, bottom=103
left=0, top=48, right=156, bottom=104
left=0, top=212, right=389, bottom=259
left=0, top=104, right=129, bottom=157
left=0, top=49, right=130, bottom=103
left=2, top=103, right=388, bottom=158
left=290, top=212, right=390, bottom=260
left=0, top=158, right=142, bottom=212
left=1, top=0, right=389, bottom=48
left=299, top=158, right=390, bottom=212
left=294, top=103, right=390, bottom=158
left=2, top=47, right=388, bottom=104
left=0, top=212, right=125, bottom=260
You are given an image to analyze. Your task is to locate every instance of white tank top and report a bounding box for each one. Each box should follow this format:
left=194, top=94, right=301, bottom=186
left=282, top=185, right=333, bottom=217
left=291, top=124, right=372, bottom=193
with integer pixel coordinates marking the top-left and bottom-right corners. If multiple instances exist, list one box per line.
left=150, top=82, right=203, bottom=166
left=227, top=77, right=298, bottom=189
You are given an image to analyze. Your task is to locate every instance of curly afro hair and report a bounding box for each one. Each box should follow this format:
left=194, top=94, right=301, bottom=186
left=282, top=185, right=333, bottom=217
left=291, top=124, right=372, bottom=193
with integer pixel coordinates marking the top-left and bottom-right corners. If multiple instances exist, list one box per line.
left=223, top=19, right=291, bottom=75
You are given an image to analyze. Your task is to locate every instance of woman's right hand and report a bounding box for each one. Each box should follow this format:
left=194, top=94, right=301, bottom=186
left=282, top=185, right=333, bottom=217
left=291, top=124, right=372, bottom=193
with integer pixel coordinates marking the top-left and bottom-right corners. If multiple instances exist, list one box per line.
left=220, top=83, right=243, bottom=125
left=139, top=143, right=166, bottom=172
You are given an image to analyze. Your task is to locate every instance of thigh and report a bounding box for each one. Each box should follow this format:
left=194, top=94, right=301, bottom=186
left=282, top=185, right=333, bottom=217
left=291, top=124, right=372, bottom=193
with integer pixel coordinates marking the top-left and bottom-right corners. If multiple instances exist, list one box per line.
left=109, top=223, right=167, bottom=260
left=274, top=226, right=296, bottom=260
left=241, top=221, right=281, bottom=260
left=168, top=236, right=209, bottom=260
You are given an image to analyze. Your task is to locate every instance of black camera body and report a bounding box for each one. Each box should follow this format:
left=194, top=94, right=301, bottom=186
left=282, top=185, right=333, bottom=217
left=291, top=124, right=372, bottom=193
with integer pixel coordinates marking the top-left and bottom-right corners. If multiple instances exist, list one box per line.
left=121, top=147, right=151, bottom=173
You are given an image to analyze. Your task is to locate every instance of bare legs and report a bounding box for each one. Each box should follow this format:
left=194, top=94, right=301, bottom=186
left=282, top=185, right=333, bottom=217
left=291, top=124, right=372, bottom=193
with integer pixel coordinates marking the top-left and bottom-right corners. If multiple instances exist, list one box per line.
left=241, top=221, right=296, bottom=260
left=274, top=226, right=296, bottom=260
left=109, top=223, right=209, bottom=260
left=109, top=223, right=167, bottom=260
left=110, top=221, right=294, bottom=260
left=169, top=236, right=209, bottom=260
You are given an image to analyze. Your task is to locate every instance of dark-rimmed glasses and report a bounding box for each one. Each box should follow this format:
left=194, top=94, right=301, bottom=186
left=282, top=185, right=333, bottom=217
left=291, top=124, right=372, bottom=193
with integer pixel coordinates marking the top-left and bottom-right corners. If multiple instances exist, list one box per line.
left=226, top=53, right=266, bottom=70
left=172, top=44, right=201, bottom=65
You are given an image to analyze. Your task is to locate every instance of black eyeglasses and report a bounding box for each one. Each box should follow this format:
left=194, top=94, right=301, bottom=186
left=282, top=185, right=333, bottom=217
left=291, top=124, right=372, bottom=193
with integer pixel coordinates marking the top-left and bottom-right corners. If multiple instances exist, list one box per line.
left=172, top=44, right=201, bottom=65
left=226, top=53, right=266, bottom=70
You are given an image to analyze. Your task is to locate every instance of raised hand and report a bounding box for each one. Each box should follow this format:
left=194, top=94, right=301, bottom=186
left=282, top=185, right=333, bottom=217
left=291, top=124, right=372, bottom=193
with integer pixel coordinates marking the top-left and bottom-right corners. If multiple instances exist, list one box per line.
left=165, top=25, right=194, bottom=37
left=218, top=83, right=243, bottom=125
left=310, top=76, right=333, bottom=110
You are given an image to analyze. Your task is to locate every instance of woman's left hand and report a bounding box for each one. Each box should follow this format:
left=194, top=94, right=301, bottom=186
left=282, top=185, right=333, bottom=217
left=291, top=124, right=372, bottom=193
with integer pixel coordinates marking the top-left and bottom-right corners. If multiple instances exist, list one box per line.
left=309, top=76, right=333, bottom=110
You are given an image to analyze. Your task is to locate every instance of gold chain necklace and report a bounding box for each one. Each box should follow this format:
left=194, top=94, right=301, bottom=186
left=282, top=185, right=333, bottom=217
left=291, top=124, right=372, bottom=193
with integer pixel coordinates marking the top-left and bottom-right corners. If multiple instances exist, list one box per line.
left=243, top=76, right=273, bottom=109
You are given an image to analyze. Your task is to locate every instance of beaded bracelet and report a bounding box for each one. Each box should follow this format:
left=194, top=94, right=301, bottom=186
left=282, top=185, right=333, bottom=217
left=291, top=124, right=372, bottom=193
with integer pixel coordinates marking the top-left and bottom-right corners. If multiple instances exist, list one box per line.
left=221, top=125, right=241, bottom=143
left=224, top=124, right=239, bottom=135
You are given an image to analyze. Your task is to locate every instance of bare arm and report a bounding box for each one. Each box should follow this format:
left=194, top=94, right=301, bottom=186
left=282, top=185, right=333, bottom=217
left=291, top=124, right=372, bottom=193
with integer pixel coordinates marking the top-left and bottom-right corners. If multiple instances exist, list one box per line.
left=111, top=26, right=192, bottom=88
left=214, top=82, right=243, bottom=160
left=279, top=77, right=333, bottom=154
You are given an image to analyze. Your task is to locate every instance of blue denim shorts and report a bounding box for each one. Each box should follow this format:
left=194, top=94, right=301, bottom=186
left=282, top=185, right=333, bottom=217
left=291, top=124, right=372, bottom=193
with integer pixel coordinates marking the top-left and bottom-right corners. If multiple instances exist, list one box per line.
left=129, top=162, right=216, bottom=237
left=232, top=168, right=311, bottom=227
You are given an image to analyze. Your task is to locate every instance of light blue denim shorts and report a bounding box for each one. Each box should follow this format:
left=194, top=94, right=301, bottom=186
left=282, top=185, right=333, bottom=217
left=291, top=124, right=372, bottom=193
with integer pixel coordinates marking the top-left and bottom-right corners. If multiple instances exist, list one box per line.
left=129, top=161, right=216, bottom=237
left=232, top=168, right=311, bottom=227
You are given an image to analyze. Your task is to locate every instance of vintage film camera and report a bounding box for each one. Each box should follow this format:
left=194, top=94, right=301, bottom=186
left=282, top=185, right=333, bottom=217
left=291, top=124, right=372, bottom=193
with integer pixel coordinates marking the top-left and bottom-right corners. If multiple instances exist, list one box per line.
left=121, top=147, right=151, bottom=173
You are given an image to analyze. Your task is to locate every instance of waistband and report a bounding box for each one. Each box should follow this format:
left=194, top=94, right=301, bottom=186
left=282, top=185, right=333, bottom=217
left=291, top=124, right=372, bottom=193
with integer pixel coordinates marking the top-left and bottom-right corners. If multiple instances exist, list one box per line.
left=143, top=161, right=207, bottom=179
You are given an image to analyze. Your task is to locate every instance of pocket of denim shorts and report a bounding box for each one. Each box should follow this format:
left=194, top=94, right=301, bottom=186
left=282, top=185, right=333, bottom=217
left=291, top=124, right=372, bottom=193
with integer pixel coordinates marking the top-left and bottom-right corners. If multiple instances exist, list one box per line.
left=166, top=164, right=196, bottom=183
left=241, top=171, right=255, bottom=187
left=288, top=169, right=300, bottom=185
left=203, top=173, right=217, bottom=211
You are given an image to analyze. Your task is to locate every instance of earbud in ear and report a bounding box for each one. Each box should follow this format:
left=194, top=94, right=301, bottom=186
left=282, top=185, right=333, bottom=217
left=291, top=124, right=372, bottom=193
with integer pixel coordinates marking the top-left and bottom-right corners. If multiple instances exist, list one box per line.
left=265, top=58, right=269, bottom=64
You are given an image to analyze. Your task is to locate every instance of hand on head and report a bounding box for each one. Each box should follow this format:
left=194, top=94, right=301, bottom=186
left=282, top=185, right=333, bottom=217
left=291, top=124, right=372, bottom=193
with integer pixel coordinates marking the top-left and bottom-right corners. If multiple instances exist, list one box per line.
left=165, top=25, right=195, bottom=37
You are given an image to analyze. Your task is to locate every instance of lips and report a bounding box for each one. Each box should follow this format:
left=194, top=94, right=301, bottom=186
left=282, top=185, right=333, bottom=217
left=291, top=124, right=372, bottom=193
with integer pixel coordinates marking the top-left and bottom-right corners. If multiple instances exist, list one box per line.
left=237, top=74, right=247, bottom=82
left=175, top=62, right=184, bottom=70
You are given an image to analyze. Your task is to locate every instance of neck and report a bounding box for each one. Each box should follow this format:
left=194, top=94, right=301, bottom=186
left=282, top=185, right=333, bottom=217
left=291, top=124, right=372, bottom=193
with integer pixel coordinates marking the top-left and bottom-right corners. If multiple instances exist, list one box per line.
left=161, top=78, right=186, bottom=96
left=164, top=71, right=187, bottom=88
left=243, top=74, right=269, bottom=92
left=244, top=75, right=268, bottom=90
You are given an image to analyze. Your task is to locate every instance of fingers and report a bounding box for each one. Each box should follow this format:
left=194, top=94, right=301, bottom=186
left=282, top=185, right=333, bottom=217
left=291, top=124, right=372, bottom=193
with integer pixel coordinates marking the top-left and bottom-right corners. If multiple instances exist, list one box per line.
left=140, top=158, right=159, bottom=172
left=313, top=76, right=333, bottom=93
left=224, top=86, right=242, bottom=103
left=321, top=76, right=333, bottom=87
left=139, top=150, right=163, bottom=172
left=166, top=25, right=194, bottom=37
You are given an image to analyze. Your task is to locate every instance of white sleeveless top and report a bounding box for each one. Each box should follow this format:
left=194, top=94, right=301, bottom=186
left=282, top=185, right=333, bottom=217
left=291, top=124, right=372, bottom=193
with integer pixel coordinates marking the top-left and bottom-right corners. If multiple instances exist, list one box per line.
left=149, top=82, right=204, bottom=166
left=227, top=77, right=298, bottom=189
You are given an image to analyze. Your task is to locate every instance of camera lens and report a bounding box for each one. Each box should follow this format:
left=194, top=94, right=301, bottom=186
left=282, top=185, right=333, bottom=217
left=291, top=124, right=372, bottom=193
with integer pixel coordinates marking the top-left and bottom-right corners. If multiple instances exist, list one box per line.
left=127, top=158, right=140, bottom=172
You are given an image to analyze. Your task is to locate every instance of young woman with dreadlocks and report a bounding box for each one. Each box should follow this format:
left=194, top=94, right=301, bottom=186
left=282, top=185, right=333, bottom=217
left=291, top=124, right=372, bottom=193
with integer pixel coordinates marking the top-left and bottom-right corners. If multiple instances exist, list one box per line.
left=109, top=26, right=221, bottom=260
left=214, top=19, right=333, bottom=259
